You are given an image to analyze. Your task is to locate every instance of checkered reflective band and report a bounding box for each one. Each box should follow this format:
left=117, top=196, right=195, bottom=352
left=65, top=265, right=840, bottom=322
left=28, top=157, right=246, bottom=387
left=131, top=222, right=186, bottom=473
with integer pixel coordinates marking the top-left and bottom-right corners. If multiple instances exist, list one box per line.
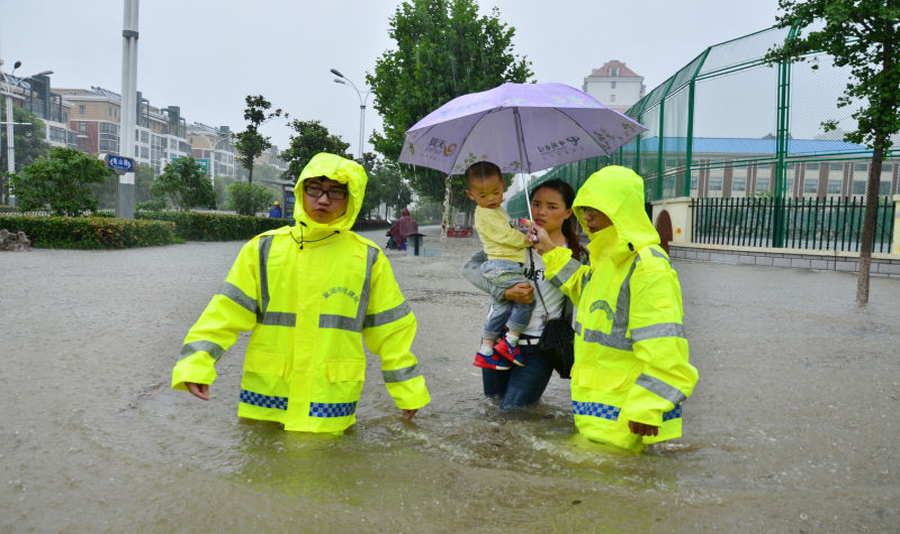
left=572, top=400, right=621, bottom=421
left=663, top=404, right=683, bottom=421
left=239, top=389, right=288, bottom=410
left=309, top=401, right=358, bottom=418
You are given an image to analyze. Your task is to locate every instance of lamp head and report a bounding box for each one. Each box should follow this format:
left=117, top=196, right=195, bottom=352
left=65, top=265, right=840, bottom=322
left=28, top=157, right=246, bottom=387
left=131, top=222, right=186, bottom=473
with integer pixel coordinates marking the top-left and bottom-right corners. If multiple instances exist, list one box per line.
left=330, top=68, right=344, bottom=78
left=333, top=78, right=346, bottom=85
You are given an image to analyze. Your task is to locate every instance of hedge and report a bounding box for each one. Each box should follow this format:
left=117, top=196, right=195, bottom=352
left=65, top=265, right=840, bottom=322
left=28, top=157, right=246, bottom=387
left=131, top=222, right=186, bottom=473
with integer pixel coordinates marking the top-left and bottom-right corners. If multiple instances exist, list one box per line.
left=136, top=211, right=287, bottom=241
left=0, top=214, right=177, bottom=249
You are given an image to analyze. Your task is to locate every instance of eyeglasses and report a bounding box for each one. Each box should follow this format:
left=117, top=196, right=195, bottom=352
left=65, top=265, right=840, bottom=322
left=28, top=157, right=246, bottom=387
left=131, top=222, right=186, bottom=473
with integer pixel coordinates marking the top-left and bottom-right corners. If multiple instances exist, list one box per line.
left=303, top=183, right=348, bottom=201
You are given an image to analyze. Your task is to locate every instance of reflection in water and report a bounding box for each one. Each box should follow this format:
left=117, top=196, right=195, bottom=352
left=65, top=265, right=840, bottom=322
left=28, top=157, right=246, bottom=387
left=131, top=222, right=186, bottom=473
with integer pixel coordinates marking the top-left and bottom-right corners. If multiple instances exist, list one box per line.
left=2, top=232, right=898, bottom=531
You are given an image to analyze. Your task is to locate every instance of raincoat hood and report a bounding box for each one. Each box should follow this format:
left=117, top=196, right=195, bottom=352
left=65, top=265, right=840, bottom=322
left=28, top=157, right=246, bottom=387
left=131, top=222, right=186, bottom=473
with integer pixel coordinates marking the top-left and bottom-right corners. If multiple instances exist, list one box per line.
left=292, top=153, right=367, bottom=236
left=573, top=165, right=659, bottom=262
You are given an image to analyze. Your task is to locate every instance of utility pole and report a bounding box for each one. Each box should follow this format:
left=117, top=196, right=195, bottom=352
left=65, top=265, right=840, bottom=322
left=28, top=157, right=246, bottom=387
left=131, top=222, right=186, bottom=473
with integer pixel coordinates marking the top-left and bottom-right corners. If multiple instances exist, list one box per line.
left=118, top=0, right=139, bottom=218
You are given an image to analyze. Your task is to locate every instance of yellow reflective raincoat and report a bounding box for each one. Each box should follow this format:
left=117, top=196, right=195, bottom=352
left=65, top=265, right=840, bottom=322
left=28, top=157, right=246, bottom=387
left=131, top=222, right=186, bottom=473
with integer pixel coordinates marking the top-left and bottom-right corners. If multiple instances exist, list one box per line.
left=542, top=166, right=698, bottom=452
left=171, top=153, right=430, bottom=433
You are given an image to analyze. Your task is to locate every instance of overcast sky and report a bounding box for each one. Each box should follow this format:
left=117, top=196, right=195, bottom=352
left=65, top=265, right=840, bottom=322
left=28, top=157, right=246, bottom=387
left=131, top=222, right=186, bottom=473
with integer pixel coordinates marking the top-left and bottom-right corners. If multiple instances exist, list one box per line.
left=2, top=0, right=780, bottom=156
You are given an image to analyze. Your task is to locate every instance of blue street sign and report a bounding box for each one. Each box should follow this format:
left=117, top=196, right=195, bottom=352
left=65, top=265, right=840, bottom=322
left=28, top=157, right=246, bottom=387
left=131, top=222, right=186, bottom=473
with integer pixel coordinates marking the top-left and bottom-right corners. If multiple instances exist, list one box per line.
left=106, top=155, right=135, bottom=174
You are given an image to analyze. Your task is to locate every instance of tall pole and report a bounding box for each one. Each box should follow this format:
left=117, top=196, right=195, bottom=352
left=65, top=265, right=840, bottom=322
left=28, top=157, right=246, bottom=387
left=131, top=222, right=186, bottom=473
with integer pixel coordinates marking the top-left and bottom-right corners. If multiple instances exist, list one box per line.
left=330, top=68, right=371, bottom=161
left=118, top=0, right=139, bottom=219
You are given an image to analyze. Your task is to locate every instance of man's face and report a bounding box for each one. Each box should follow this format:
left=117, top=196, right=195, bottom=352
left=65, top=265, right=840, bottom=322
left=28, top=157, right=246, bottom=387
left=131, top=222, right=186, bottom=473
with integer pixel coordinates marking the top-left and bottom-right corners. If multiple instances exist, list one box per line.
left=302, top=177, right=349, bottom=224
left=581, top=206, right=613, bottom=233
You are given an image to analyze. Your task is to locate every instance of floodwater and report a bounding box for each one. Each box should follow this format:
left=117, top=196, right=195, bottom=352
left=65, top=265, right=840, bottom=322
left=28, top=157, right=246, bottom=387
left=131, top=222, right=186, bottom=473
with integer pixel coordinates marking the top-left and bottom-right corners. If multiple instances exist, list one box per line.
left=1, top=226, right=898, bottom=532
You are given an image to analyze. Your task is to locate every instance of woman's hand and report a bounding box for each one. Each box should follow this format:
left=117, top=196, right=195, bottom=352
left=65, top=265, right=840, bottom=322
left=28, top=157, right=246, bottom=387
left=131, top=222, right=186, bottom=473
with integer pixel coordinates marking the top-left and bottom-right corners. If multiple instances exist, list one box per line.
left=504, top=282, right=534, bottom=305
left=528, top=224, right=556, bottom=255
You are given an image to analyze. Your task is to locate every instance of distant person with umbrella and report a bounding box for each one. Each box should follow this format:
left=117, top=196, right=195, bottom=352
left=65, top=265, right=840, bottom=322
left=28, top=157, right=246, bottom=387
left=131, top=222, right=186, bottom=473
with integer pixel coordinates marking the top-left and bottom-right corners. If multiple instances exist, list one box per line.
left=386, top=208, right=418, bottom=250
left=529, top=166, right=698, bottom=452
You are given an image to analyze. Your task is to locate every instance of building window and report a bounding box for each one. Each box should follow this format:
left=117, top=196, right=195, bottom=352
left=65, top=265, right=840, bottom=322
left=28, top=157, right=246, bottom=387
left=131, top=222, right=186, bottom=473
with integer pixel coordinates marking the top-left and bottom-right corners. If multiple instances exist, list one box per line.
left=803, top=178, right=818, bottom=194
left=79, top=122, right=86, bottom=132
left=827, top=180, right=841, bottom=194
left=79, top=105, right=85, bottom=114
left=830, top=162, right=844, bottom=171
left=610, top=67, right=619, bottom=77
left=610, top=94, right=616, bottom=102
left=806, top=163, right=819, bottom=171
left=610, top=81, right=616, bottom=89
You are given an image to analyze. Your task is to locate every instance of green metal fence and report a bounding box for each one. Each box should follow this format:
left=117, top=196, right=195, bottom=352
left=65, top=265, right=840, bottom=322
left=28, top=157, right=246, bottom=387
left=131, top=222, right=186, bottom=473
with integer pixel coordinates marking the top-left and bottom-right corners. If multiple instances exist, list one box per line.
left=508, top=24, right=900, bottom=226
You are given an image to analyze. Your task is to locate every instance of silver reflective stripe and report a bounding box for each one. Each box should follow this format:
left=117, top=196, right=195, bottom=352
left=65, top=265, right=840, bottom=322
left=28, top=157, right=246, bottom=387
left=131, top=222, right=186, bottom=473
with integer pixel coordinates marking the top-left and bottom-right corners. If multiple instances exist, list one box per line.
left=574, top=321, right=583, bottom=336
left=258, top=235, right=273, bottom=316
left=181, top=340, right=226, bottom=362
left=636, top=373, right=687, bottom=405
left=364, top=302, right=412, bottom=328
left=319, top=245, right=378, bottom=332
left=579, top=257, right=639, bottom=351
left=632, top=322, right=686, bottom=342
left=382, top=364, right=421, bottom=383
left=259, top=312, right=296, bottom=327
left=582, top=326, right=633, bottom=351
left=549, top=257, right=581, bottom=288
left=218, top=282, right=257, bottom=315
left=647, top=247, right=672, bottom=266
left=319, top=315, right=359, bottom=330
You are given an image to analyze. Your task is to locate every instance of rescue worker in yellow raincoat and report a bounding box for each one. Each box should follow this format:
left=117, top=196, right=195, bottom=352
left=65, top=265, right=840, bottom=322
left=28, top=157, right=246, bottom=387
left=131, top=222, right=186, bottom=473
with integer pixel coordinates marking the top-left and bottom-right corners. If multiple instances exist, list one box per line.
left=529, top=165, right=698, bottom=452
left=171, top=152, right=430, bottom=433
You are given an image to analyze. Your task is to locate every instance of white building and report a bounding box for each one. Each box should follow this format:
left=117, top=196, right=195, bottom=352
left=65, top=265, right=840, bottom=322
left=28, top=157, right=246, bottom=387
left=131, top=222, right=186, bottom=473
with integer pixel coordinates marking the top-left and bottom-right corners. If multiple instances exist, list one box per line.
left=582, top=60, right=645, bottom=114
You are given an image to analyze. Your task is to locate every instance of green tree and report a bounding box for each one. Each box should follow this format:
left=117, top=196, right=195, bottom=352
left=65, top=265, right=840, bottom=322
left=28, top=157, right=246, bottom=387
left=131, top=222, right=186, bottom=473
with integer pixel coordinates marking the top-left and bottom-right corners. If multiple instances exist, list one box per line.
left=151, top=157, right=217, bottom=211
left=11, top=146, right=112, bottom=216
left=767, top=0, right=900, bottom=305
left=1, top=106, right=51, bottom=204
left=367, top=0, right=533, bottom=212
left=234, top=95, right=286, bottom=185
left=227, top=181, right=274, bottom=216
left=280, top=119, right=352, bottom=179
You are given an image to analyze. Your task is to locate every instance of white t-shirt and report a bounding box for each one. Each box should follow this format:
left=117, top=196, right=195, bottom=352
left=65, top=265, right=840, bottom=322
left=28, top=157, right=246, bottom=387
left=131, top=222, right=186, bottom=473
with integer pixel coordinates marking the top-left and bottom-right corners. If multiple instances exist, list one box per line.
left=521, top=249, right=568, bottom=337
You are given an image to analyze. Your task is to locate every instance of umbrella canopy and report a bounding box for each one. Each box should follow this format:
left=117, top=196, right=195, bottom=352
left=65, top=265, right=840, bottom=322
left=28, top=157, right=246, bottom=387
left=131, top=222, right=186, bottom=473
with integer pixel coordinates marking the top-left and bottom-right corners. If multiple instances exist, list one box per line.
left=398, top=82, right=647, bottom=176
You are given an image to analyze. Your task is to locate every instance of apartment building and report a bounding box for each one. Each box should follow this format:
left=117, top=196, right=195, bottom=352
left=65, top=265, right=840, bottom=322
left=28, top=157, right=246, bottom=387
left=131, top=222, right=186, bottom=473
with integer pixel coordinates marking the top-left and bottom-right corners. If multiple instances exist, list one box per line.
left=582, top=60, right=645, bottom=114
left=187, top=123, right=235, bottom=179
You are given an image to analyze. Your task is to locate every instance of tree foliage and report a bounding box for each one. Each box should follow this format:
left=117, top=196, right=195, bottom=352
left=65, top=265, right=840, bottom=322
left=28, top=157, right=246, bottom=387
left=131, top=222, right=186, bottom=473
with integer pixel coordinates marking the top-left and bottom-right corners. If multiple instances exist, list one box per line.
left=234, top=95, right=286, bottom=185
left=11, top=146, right=112, bottom=216
left=359, top=155, right=413, bottom=219
left=1, top=106, right=50, bottom=204
left=767, top=0, right=900, bottom=304
left=150, top=157, right=217, bottom=211
left=280, top=119, right=352, bottom=179
left=367, top=0, right=533, bottom=209
left=227, top=182, right=274, bottom=216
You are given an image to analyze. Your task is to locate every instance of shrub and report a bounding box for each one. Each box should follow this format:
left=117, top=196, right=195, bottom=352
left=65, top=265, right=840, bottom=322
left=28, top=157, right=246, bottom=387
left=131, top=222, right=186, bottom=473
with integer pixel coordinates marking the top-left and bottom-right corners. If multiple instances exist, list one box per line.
left=137, top=199, right=167, bottom=212
left=0, top=214, right=177, bottom=249
left=227, top=182, right=274, bottom=216
left=10, top=147, right=113, bottom=216
left=137, top=211, right=286, bottom=241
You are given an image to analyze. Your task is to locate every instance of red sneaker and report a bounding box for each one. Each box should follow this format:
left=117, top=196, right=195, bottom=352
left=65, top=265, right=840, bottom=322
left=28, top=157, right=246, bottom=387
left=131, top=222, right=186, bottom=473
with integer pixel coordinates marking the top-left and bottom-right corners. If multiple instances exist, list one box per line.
left=473, top=352, right=511, bottom=370
left=494, top=338, right=526, bottom=367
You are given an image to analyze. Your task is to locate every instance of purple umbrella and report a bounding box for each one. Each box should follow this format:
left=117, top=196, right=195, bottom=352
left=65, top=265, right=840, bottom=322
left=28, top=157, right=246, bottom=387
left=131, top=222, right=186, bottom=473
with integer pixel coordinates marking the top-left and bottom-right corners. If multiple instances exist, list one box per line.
left=399, top=82, right=646, bottom=176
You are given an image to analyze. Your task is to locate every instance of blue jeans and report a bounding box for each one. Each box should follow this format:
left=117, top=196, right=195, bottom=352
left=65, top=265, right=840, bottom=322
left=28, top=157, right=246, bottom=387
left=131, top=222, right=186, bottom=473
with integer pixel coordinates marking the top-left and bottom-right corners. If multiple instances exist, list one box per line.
left=480, top=259, right=535, bottom=338
left=482, top=337, right=554, bottom=410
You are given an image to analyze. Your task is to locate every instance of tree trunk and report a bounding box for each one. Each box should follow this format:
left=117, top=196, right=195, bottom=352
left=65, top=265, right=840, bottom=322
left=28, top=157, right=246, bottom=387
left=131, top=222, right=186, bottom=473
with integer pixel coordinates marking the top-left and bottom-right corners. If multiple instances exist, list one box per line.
left=441, top=174, right=452, bottom=240
left=855, top=134, right=885, bottom=305
left=248, top=163, right=254, bottom=185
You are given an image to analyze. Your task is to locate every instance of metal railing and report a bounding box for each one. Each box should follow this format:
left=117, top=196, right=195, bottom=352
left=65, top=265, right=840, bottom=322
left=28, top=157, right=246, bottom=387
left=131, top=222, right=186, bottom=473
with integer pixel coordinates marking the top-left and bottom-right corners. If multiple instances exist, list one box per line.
left=692, top=196, right=896, bottom=253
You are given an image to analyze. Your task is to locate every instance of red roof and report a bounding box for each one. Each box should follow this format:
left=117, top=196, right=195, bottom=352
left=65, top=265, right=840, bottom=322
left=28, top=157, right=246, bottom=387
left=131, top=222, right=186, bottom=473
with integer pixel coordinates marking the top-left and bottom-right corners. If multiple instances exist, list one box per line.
left=588, top=60, right=640, bottom=78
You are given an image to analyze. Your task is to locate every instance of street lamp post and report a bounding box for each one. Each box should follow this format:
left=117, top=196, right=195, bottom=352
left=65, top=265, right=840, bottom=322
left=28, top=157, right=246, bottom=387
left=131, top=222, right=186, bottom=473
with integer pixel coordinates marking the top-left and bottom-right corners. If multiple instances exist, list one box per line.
left=0, top=60, right=54, bottom=205
left=330, top=68, right=371, bottom=161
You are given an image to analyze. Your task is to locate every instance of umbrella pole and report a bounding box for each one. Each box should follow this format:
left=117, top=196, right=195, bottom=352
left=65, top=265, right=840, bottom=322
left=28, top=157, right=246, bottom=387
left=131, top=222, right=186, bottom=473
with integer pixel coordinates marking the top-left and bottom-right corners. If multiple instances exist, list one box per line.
left=513, top=108, right=533, bottom=221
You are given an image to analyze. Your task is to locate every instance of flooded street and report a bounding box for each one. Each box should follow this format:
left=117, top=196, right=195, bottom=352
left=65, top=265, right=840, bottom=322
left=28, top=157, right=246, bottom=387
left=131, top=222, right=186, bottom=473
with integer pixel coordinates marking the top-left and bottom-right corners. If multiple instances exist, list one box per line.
left=2, top=226, right=898, bottom=532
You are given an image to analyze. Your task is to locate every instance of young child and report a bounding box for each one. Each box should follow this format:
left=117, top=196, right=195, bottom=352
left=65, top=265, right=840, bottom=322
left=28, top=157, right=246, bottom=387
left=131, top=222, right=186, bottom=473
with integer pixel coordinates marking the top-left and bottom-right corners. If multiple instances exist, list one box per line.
left=464, top=161, right=534, bottom=370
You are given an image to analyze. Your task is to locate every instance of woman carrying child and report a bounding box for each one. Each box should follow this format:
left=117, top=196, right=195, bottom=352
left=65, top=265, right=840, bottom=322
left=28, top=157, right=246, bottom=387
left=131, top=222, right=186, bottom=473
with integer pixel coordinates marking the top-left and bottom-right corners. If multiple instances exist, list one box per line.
left=462, top=176, right=587, bottom=410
